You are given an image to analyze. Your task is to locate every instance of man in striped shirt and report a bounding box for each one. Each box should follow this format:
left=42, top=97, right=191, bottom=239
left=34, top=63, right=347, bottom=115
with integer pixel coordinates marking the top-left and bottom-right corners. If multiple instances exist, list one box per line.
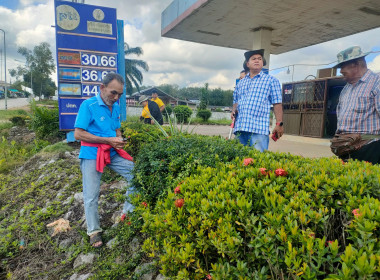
left=231, top=49, right=284, bottom=152
left=334, top=46, right=380, bottom=164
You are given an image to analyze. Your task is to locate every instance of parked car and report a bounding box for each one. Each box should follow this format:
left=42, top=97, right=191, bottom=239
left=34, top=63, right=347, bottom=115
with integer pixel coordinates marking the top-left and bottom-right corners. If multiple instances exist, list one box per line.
left=223, top=107, right=232, bottom=112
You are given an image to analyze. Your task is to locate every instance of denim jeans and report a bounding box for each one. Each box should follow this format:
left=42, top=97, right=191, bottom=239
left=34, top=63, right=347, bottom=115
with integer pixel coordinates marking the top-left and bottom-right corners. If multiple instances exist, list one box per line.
left=237, top=131, right=269, bottom=152
left=80, top=154, right=134, bottom=236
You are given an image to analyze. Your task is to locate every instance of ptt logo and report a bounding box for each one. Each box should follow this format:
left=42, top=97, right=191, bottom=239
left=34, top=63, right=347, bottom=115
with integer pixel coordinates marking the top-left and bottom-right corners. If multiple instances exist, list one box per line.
left=56, top=5, right=80, bottom=31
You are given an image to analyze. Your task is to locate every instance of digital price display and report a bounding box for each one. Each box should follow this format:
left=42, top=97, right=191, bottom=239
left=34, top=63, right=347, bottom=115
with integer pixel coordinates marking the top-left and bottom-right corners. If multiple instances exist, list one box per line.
left=82, top=84, right=100, bottom=97
left=81, top=53, right=117, bottom=68
left=55, top=1, right=118, bottom=130
left=81, top=68, right=113, bottom=82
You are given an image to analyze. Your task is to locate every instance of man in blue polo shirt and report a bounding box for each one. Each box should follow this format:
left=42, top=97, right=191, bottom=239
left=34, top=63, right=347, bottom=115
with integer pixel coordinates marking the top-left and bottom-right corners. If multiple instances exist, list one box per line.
left=74, top=72, right=134, bottom=248
left=231, top=49, right=284, bottom=152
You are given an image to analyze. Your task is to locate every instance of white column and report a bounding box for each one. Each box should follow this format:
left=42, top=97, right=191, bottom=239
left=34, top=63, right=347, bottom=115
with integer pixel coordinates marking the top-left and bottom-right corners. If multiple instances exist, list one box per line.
left=252, top=27, right=272, bottom=71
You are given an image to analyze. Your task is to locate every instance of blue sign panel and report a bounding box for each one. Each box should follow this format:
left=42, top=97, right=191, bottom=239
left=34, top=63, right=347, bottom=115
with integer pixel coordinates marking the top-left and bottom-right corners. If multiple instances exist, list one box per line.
left=59, top=98, right=86, bottom=114
left=55, top=0, right=118, bottom=130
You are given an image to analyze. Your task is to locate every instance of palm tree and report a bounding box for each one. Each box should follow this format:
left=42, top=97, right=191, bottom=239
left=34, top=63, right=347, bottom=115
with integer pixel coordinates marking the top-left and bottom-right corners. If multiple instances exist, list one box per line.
left=124, top=43, right=149, bottom=95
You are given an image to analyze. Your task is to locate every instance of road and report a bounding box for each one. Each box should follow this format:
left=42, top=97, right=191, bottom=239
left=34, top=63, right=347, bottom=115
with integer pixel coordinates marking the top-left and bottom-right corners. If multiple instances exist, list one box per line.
left=185, top=124, right=334, bottom=158
left=0, top=98, right=30, bottom=110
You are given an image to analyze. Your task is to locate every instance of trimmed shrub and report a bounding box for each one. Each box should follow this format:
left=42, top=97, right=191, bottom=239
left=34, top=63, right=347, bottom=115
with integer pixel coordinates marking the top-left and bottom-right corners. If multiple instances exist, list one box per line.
left=9, top=115, right=30, bottom=126
left=196, top=109, right=212, bottom=122
left=173, top=105, right=192, bottom=123
left=120, top=121, right=169, bottom=157
left=142, top=154, right=380, bottom=279
left=132, top=135, right=255, bottom=204
left=29, top=100, right=63, bottom=141
left=163, top=104, right=173, bottom=121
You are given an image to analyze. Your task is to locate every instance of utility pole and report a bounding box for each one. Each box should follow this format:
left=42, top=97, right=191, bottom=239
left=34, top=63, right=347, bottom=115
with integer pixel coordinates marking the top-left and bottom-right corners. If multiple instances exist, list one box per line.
left=0, top=28, right=7, bottom=110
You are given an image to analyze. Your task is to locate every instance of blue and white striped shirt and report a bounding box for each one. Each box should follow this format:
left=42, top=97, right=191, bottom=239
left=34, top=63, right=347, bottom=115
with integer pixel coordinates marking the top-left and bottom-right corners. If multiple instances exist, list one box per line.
left=337, top=70, right=380, bottom=134
left=233, top=71, right=282, bottom=135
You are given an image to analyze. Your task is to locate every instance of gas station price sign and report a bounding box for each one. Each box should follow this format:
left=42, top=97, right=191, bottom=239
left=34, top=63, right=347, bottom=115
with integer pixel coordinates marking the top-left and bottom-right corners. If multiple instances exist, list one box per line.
left=55, top=1, right=118, bottom=130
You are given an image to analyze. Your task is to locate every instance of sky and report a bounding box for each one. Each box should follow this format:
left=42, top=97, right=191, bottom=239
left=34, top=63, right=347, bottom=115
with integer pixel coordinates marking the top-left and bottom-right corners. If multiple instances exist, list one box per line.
left=1, top=0, right=380, bottom=91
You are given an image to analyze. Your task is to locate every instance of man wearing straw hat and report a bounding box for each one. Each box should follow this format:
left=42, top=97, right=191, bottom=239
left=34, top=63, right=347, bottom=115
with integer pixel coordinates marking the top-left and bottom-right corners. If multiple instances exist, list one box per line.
left=331, top=46, right=380, bottom=164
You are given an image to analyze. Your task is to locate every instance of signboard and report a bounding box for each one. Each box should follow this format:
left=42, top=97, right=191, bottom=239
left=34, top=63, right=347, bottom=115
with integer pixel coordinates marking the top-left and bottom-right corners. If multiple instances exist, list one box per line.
left=55, top=1, right=118, bottom=130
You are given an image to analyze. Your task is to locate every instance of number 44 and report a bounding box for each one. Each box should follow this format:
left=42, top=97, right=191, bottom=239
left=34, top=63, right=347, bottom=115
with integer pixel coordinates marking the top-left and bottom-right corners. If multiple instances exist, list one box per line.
left=83, top=85, right=99, bottom=96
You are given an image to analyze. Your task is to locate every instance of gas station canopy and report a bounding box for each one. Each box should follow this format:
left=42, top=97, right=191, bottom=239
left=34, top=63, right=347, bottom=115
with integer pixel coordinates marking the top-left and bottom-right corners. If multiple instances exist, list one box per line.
left=161, top=0, right=380, bottom=55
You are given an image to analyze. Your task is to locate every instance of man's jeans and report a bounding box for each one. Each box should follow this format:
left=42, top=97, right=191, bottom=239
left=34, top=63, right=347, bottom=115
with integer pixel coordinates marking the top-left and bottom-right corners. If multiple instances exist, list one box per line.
left=237, top=131, right=269, bottom=152
left=80, top=154, right=134, bottom=236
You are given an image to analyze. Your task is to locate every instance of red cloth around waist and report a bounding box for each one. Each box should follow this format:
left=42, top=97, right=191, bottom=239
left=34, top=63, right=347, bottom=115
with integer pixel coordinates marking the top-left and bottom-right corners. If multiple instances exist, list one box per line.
left=81, top=141, right=133, bottom=173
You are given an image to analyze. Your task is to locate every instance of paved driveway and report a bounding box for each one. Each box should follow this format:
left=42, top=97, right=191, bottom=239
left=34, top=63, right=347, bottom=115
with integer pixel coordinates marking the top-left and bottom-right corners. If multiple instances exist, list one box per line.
left=185, top=124, right=334, bottom=158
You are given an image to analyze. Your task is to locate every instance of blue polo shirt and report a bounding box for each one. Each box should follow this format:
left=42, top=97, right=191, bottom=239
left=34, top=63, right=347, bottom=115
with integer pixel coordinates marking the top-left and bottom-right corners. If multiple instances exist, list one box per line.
left=74, top=94, right=121, bottom=159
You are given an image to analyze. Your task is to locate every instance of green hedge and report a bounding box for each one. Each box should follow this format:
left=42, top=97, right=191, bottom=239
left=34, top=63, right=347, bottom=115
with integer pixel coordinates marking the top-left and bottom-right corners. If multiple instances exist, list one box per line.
left=140, top=153, right=380, bottom=279
left=132, top=134, right=255, bottom=204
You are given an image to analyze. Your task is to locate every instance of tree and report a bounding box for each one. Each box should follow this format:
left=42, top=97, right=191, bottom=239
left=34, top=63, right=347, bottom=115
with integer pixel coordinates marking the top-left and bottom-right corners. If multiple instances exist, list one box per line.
left=158, top=84, right=180, bottom=97
left=124, top=43, right=149, bottom=95
left=199, top=83, right=209, bottom=110
left=9, top=42, right=56, bottom=99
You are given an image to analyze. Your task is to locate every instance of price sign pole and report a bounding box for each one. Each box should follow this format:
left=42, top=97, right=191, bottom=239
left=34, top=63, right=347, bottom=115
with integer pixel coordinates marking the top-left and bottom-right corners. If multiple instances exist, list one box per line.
left=54, top=1, right=122, bottom=140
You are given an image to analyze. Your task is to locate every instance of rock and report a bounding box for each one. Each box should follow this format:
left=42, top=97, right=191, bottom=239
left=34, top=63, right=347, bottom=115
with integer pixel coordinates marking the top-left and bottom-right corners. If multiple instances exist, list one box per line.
left=74, top=192, right=83, bottom=203
left=155, top=275, right=165, bottom=280
left=63, top=211, right=72, bottom=220
left=111, top=210, right=123, bottom=224
left=68, top=273, right=92, bottom=280
left=108, top=203, right=119, bottom=210
left=110, top=180, right=128, bottom=190
left=134, top=262, right=155, bottom=280
left=63, top=196, right=73, bottom=205
left=106, top=237, right=118, bottom=249
left=59, top=238, right=74, bottom=249
left=73, top=253, right=97, bottom=269
left=129, top=237, right=140, bottom=255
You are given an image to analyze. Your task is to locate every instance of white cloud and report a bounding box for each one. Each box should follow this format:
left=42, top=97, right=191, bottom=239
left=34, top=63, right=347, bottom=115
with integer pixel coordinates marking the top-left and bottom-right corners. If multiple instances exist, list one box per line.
left=19, top=0, right=49, bottom=7
left=368, top=54, right=380, bottom=73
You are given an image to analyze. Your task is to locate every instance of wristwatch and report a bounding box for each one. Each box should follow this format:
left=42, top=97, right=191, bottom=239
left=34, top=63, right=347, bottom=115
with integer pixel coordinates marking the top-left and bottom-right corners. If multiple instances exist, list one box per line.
left=276, top=122, right=283, bottom=127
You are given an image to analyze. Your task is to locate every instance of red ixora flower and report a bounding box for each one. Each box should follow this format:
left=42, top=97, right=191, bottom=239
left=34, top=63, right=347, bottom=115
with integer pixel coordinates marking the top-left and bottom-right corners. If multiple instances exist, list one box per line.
left=259, top=168, right=267, bottom=175
left=243, top=158, right=254, bottom=166
left=326, top=240, right=334, bottom=247
left=120, top=214, right=126, bottom=221
left=175, top=198, right=184, bottom=208
left=275, top=168, right=288, bottom=177
left=205, top=274, right=212, bottom=280
left=352, top=209, right=361, bottom=217
left=174, top=186, right=181, bottom=194
left=141, top=202, right=148, bottom=208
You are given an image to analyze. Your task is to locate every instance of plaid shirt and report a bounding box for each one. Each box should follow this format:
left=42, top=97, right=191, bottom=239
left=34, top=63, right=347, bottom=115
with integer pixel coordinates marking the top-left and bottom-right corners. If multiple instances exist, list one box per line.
left=336, top=70, right=380, bottom=134
left=233, top=71, right=282, bottom=135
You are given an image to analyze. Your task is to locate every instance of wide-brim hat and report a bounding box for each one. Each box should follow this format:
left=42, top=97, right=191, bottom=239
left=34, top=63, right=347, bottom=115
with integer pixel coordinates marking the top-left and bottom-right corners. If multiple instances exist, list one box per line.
left=138, top=95, right=150, bottom=104
left=333, top=46, right=370, bottom=68
left=244, top=49, right=266, bottom=66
